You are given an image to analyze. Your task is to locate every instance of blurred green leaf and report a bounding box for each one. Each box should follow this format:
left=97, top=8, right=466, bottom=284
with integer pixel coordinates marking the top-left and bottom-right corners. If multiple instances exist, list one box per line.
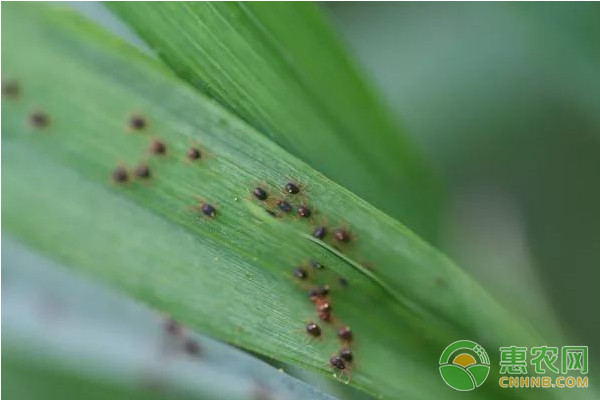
left=2, top=4, right=585, bottom=400
left=107, top=1, right=443, bottom=243
left=2, top=238, right=337, bottom=400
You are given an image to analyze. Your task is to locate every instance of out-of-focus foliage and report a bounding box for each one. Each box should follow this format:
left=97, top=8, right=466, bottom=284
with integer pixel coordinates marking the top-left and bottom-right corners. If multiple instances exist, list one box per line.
left=328, top=2, right=600, bottom=361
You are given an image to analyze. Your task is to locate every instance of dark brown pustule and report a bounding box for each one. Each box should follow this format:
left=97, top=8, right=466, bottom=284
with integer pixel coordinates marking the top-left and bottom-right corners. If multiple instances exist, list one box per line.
left=305, top=322, right=321, bottom=337
left=339, top=348, right=353, bottom=363
left=285, top=182, right=300, bottom=194
left=253, top=187, right=268, bottom=201
left=201, top=203, right=217, bottom=218
left=149, top=139, right=166, bottom=155
left=134, top=164, right=151, bottom=179
left=330, top=356, right=345, bottom=370
left=187, top=147, right=201, bottom=160
left=310, top=260, right=324, bottom=270
left=318, top=302, right=332, bottom=314
left=334, top=229, right=350, bottom=243
left=313, top=226, right=326, bottom=240
left=297, top=206, right=311, bottom=218
left=318, top=311, right=332, bottom=322
left=293, top=267, right=307, bottom=280
left=29, top=110, right=50, bottom=128
left=129, top=114, right=146, bottom=130
left=277, top=200, right=292, bottom=213
left=338, top=326, right=352, bottom=342
left=164, top=318, right=181, bottom=335
left=112, top=166, right=129, bottom=183
left=2, top=80, right=19, bottom=99
left=184, top=338, right=201, bottom=356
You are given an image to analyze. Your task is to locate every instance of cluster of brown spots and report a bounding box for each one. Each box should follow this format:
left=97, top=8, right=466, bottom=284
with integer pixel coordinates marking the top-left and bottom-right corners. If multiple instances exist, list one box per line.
left=296, top=255, right=355, bottom=379
left=249, top=181, right=314, bottom=218
left=114, top=114, right=218, bottom=220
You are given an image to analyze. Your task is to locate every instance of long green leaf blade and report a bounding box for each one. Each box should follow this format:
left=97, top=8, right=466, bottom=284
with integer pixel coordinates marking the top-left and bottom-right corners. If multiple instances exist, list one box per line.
left=107, top=1, right=443, bottom=242
left=3, top=5, right=581, bottom=400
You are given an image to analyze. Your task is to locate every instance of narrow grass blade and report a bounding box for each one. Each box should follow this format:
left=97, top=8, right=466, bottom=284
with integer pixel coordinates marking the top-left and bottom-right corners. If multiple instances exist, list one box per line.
left=107, top=1, right=443, bottom=242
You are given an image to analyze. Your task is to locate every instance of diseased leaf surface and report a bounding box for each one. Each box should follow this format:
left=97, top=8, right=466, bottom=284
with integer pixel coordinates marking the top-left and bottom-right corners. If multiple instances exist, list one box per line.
left=2, top=4, right=571, bottom=400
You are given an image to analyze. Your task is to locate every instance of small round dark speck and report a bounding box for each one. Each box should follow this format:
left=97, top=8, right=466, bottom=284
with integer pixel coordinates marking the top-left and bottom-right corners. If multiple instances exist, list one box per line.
left=338, top=326, right=353, bottom=342
left=285, top=182, right=300, bottom=194
left=164, top=318, right=180, bottom=335
left=318, top=311, right=331, bottom=322
left=2, top=80, right=19, bottom=98
left=306, top=322, right=321, bottom=337
left=112, top=166, right=129, bottom=183
left=134, top=164, right=151, bottom=178
left=253, top=187, right=268, bottom=201
left=29, top=111, right=49, bottom=128
left=293, top=267, right=307, bottom=280
left=297, top=206, right=311, bottom=218
left=184, top=338, right=201, bottom=356
left=310, top=260, right=324, bottom=270
left=187, top=147, right=201, bottom=160
left=130, top=115, right=146, bottom=130
left=201, top=203, right=217, bottom=218
left=334, top=229, right=350, bottom=243
left=313, top=226, right=327, bottom=240
left=339, top=348, right=353, bottom=363
left=277, top=200, right=292, bottom=213
left=330, top=356, right=345, bottom=370
left=149, top=139, right=166, bottom=155
left=339, top=277, right=349, bottom=287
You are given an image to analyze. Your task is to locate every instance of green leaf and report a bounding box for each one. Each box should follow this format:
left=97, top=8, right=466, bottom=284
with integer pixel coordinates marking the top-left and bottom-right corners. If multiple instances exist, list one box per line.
left=107, top=1, right=443, bottom=243
left=3, top=238, right=338, bottom=400
left=3, top=4, right=582, bottom=400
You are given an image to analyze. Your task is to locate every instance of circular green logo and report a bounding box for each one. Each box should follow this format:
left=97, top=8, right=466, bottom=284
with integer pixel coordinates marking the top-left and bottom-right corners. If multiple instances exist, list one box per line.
left=439, top=340, right=490, bottom=391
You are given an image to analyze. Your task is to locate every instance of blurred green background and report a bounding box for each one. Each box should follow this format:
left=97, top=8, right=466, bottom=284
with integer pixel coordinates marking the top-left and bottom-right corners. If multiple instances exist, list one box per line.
left=327, top=1, right=600, bottom=361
